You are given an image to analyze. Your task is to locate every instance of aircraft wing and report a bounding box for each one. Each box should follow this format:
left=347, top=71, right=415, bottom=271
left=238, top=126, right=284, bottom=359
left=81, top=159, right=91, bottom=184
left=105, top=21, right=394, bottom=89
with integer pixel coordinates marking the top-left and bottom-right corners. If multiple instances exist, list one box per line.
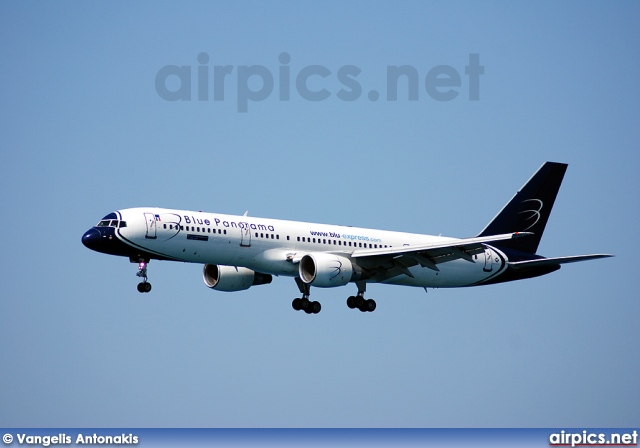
left=349, top=232, right=531, bottom=275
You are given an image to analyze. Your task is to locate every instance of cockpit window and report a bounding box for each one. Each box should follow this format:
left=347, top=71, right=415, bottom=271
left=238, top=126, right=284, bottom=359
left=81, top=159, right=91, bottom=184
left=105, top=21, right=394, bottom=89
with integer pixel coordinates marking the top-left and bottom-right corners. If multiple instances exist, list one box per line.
left=96, top=219, right=127, bottom=228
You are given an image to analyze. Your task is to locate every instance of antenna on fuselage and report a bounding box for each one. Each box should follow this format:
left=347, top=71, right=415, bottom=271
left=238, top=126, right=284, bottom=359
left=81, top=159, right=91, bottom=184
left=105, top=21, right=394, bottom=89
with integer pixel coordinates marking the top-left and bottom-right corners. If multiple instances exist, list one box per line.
left=243, top=211, right=248, bottom=217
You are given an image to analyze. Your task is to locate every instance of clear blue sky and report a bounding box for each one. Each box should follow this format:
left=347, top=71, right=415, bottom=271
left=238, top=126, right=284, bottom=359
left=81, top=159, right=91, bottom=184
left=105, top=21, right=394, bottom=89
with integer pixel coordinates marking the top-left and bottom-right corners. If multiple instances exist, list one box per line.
left=1, top=1, right=638, bottom=427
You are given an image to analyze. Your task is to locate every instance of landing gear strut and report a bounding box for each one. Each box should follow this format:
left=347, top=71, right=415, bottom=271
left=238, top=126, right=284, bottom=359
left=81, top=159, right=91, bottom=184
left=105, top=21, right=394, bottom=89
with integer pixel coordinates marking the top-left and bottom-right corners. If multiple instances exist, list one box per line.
left=292, top=277, right=321, bottom=314
left=135, top=259, right=152, bottom=293
left=347, top=281, right=376, bottom=312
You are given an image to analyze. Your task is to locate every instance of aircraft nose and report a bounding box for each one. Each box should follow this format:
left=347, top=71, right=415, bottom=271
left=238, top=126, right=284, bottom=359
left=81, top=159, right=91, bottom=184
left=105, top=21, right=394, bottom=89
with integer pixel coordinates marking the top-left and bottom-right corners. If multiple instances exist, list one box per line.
left=82, top=228, right=101, bottom=250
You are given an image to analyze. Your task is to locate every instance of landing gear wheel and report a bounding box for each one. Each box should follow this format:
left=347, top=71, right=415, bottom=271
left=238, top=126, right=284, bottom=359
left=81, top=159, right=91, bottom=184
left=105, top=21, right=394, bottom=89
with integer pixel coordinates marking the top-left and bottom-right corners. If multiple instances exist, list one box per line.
left=358, top=299, right=376, bottom=312
left=303, top=300, right=321, bottom=314
left=310, top=301, right=321, bottom=314
left=304, top=306, right=313, bottom=314
left=347, top=296, right=357, bottom=309
left=364, top=299, right=376, bottom=312
left=292, top=298, right=302, bottom=311
left=137, top=282, right=152, bottom=293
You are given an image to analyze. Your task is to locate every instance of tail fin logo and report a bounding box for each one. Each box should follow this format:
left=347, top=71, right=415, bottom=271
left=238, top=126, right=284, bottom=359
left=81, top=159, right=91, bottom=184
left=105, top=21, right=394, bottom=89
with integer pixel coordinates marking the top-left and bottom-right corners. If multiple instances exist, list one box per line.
left=519, top=199, right=543, bottom=230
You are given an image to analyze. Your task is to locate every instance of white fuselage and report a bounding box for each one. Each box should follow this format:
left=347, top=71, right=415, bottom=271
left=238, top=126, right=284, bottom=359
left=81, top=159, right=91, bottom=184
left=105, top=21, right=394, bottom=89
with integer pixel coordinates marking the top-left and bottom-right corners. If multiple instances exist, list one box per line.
left=114, top=207, right=507, bottom=288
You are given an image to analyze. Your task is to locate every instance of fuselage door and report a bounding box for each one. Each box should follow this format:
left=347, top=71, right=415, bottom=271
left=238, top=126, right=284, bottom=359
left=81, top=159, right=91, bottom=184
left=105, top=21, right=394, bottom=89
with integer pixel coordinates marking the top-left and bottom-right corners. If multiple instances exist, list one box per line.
left=144, top=213, right=157, bottom=239
left=240, top=222, right=251, bottom=247
left=483, top=247, right=493, bottom=272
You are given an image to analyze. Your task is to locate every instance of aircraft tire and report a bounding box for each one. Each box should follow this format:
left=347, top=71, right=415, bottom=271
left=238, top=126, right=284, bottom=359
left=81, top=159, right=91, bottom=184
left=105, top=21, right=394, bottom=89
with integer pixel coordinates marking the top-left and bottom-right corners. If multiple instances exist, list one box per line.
left=347, top=296, right=357, bottom=309
left=358, top=299, right=376, bottom=312
left=292, top=298, right=302, bottom=311
left=366, top=299, right=376, bottom=312
left=304, top=306, right=313, bottom=314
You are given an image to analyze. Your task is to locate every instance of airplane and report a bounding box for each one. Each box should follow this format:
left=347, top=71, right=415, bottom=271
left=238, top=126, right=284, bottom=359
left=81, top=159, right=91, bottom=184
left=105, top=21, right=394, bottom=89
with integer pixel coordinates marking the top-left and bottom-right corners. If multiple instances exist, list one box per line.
left=81, top=162, right=612, bottom=314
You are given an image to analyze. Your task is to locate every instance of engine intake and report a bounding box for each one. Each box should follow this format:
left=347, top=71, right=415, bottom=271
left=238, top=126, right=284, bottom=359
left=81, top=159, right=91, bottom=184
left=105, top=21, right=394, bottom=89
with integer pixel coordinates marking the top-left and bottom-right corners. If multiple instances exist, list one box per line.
left=203, top=264, right=272, bottom=292
left=299, top=253, right=353, bottom=287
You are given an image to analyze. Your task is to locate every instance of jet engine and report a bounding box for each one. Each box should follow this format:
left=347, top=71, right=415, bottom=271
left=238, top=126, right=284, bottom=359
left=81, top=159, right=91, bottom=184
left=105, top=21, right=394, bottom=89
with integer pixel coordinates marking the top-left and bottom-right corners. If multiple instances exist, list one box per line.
left=203, top=264, right=272, bottom=292
left=299, top=253, right=354, bottom=287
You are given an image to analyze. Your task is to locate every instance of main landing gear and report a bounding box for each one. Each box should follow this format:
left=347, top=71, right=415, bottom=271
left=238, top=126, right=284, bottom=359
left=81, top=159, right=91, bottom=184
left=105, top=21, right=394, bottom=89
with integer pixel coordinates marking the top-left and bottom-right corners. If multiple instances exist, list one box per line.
left=347, top=281, right=376, bottom=313
left=135, top=259, right=152, bottom=293
left=292, top=278, right=321, bottom=314
left=291, top=279, right=376, bottom=314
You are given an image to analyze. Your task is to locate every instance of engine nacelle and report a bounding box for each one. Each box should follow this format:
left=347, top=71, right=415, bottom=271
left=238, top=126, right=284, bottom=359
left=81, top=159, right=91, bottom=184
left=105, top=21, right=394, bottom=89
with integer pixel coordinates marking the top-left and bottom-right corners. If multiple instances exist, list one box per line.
left=299, top=253, right=353, bottom=287
left=203, top=264, right=272, bottom=292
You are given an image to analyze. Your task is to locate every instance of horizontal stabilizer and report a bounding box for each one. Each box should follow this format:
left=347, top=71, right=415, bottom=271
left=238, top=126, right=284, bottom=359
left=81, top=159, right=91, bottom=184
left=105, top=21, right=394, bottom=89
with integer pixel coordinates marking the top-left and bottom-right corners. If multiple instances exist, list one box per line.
left=508, top=254, right=613, bottom=270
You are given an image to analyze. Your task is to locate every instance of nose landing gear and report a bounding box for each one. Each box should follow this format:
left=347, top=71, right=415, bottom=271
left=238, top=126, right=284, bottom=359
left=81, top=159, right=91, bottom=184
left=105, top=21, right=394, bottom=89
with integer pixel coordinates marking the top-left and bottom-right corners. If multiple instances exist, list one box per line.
left=134, top=258, right=152, bottom=293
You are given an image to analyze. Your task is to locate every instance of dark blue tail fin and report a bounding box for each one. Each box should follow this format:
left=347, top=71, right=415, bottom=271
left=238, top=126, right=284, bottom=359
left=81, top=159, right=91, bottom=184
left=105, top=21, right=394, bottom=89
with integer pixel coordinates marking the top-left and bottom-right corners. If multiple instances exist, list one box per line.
left=477, top=162, right=568, bottom=254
